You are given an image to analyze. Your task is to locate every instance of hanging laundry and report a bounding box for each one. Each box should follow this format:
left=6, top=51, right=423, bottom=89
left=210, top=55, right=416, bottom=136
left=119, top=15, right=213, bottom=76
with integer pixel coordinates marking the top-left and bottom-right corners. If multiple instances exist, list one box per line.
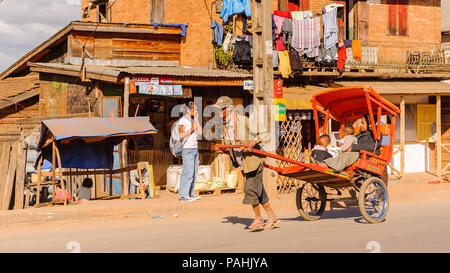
left=276, top=37, right=286, bottom=51
left=272, top=15, right=277, bottom=41
left=273, top=49, right=279, bottom=68
left=291, top=13, right=320, bottom=58
left=281, top=18, right=293, bottom=48
left=232, top=40, right=252, bottom=65
left=223, top=33, right=238, bottom=53
left=324, top=3, right=344, bottom=13
left=343, top=39, right=352, bottom=48
left=236, top=35, right=253, bottom=48
left=220, top=0, right=252, bottom=24
left=289, top=50, right=303, bottom=72
left=291, top=11, right=303, bottom=21
left=211, top=20, right=224, bottom=47
left=274, top=10, right=292, bottom=19
left=324, top=45, right=338, bottom=62
left=322, top=8, right=338, bottom=49
left=337, top=39, right=347, bottom=76
left=273, top=15, right=285, bottom=37
left=352, top=40, right=362, bottom=61
left=278, top=51, right=292, bottom=78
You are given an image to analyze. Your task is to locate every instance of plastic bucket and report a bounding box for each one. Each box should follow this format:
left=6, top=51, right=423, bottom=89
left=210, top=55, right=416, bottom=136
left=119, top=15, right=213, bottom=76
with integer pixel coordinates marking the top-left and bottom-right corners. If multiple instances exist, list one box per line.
left=167, top=165, right=183, bottom=192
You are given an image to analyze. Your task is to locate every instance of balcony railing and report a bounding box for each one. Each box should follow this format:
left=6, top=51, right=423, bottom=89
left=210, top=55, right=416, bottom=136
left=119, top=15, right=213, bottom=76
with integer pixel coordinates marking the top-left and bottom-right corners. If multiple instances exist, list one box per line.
left=216, top=41, right=450, bottom=74
left=344, top=41, right=450, bottom=73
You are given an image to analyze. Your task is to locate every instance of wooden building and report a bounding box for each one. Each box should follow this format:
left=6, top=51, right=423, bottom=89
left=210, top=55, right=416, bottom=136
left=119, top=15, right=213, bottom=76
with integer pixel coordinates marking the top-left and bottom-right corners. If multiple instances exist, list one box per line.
left=0, top=21, right=252, bottom=209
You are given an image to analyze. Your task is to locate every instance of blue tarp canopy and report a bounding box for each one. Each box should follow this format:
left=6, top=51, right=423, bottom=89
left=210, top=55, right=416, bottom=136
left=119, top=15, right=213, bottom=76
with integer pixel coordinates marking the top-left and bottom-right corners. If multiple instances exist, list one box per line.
left=36, top=117, right=158, bottom=170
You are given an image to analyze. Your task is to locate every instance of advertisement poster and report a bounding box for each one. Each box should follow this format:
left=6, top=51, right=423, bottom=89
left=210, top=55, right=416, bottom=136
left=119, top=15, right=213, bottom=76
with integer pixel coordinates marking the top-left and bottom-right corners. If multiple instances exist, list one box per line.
left=274, top=80, right=283, bottom=98
left=173, top=85, right=183, bottom=96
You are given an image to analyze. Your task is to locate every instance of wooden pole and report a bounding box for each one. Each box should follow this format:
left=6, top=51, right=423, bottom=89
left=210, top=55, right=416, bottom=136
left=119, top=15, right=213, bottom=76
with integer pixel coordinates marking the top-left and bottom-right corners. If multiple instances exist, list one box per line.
left=35, top=156, right=43, bottom=207
left=14, top=135, right=27, bottom=210
left=400, top=96, right=405, bottom=178
left=252, top=0, right=277, bottom=198
left=436, top=95, right=442, bottom=177
left=55, top=144, right=67, bottom=206
left=52, top=142, right=57, bottom=204
left=121, top=78, right=130, bottom=196
left=136, top=162, right=144, bottom=199
left=109, top=142, right=113, bottom=196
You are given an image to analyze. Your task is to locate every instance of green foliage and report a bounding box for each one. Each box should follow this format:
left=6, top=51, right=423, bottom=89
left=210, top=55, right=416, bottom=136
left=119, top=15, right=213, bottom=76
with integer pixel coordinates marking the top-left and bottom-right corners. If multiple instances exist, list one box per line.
left=214, top=45, right=233, bottom=68
left=223, top=20, right=233, bottom=33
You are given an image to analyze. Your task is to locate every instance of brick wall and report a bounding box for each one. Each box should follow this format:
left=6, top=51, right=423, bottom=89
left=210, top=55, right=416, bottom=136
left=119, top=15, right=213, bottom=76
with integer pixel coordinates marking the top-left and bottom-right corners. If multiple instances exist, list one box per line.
left=368, top=0, right=441, bottom=43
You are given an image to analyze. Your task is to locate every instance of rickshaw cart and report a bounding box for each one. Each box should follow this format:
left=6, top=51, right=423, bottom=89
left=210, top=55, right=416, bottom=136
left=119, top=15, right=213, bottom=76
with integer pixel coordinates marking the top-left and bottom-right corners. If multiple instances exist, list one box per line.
left=217, top=86, right=400, bottom=223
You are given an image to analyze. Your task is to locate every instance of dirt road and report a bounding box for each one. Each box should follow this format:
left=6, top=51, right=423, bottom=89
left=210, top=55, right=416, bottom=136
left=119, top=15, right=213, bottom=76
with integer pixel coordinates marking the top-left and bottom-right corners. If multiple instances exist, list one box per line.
left=0, top=197, right=449, bottom=253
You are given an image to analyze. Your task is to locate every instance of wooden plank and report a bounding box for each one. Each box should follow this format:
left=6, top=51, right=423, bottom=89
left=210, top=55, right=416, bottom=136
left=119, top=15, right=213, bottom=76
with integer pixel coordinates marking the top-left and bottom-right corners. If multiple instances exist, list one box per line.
left=400, top=96, right=405, bottom=177
left=14, top=140, right=27, bottom=209
left=1, top=142, right=18, bottom=210
left=437, top=95, right=442, bottom=177
left=0, top=143, right=10, bottom=205
left=0, top=89, right=39, bottom=110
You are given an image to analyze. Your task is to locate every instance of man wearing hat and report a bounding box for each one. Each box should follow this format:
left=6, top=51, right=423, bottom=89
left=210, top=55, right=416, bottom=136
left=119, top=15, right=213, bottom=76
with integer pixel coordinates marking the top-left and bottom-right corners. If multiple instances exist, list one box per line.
left=213, top=96, right=279, bottom=230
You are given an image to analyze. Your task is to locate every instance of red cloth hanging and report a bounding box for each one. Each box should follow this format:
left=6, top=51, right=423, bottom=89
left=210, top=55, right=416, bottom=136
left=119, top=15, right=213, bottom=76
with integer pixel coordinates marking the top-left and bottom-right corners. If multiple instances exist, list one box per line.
left=274, top=10, right=292, bottom=19
left=337, top=40, right=347, bottom=71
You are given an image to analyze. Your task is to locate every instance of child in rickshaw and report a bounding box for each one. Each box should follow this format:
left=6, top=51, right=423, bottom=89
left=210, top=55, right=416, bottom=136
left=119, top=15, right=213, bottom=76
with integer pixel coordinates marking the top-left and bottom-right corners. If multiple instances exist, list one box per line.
left=338, top=125, right=357, bottom=153
left=310, top=135, right=333, bottom=165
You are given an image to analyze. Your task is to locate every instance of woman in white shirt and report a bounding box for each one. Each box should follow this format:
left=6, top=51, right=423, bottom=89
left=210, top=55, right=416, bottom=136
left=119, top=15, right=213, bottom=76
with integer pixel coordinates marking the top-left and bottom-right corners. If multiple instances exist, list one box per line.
left=178, top=102, right=202, bottom=202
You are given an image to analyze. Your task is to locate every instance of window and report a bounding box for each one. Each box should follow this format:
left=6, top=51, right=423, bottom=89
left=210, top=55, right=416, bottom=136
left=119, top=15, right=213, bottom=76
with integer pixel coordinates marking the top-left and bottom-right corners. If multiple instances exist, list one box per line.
left=98, top=3, right=108, bottom=23
left=388, top=0, right=408, bottom=36
left=416, top=104, right=436, bottom=142
left=279, top=0, right=309, bottom=11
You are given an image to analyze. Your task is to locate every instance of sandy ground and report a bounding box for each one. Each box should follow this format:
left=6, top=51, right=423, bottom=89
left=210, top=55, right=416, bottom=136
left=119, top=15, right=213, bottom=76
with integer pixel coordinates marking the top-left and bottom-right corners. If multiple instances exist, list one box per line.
left=0, top=179, right=449, bottom=253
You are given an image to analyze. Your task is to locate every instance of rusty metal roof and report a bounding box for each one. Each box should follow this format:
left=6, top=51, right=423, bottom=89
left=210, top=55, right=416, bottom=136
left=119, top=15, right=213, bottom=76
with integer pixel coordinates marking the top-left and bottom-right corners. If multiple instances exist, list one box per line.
left=122, top=66, right=252, bottom=79
left=29, top=62, right=252, bottom=80
left=335, top=81, right=450, bottom=95
left=0, top=74, right=39, bottom=101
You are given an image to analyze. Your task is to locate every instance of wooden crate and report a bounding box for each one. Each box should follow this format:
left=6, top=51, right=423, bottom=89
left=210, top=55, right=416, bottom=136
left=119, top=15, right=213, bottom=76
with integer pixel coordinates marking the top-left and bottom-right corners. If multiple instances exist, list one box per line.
left=194, top=187, right=238, bottom=196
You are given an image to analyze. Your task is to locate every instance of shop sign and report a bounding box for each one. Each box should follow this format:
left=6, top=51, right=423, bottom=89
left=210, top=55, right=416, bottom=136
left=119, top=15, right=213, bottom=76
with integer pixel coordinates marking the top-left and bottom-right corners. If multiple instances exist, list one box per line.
left=274, top=98, right=287, bottom=122
left=243, top=80, right=253, bottom=90
left=159, top=78, right=174, bottom=84
left=274, top=79, right=283, bottom=98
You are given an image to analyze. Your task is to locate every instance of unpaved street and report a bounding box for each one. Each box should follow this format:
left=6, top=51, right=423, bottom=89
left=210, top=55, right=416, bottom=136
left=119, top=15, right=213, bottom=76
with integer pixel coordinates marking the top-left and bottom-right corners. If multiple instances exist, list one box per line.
left=0, top=198, right=449, bottom=253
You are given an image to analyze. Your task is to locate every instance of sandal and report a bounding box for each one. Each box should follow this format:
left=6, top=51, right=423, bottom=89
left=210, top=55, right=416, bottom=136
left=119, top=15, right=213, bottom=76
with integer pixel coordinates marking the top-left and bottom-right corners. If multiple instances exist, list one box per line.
left=248, top=221, right=264, bottom=230
left=264, top=219, right=280, bottom=230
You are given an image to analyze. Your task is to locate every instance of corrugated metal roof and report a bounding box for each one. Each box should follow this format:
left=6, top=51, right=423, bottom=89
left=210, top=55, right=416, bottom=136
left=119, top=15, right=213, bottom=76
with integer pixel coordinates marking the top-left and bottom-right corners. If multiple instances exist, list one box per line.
left=30, top=63, right=252, bottom=80
left=0, top=74, right=39, bottom=100
left=334, top=81, right=450, bottom=95
left=122, top=66, right=252, bottom=79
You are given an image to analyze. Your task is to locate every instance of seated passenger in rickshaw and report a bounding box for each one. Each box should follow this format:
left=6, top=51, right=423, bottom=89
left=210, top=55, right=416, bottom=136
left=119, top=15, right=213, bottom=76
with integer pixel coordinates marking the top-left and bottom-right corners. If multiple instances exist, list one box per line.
left=310, top=135, right=332, bottom=165
left=314, top=116, right=377, bottom=172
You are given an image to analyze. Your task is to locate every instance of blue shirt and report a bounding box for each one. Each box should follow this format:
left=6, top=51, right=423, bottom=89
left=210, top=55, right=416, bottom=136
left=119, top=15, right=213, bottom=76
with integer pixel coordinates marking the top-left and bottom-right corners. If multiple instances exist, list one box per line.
left=211, top=20, right=224, bottom=47
left=220, top=0, right=251, bottom=23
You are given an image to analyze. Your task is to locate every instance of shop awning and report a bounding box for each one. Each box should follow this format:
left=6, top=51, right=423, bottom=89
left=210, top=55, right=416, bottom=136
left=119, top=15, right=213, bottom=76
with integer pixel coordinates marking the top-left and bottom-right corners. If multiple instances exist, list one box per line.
left=334, top=81, right=450, bottom=95
left=283, top=85, right=330, bottom=110
left=36, top=117, right=158, bottom=169
left=37, top=117, right=158, bottom=150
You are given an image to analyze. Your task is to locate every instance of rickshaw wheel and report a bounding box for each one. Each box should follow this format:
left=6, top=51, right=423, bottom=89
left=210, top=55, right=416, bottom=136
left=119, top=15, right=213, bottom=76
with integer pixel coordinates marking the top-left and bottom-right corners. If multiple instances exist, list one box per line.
left=296, top=183, right=327, bottom=221
left=358, top=177, right=390, bottom=224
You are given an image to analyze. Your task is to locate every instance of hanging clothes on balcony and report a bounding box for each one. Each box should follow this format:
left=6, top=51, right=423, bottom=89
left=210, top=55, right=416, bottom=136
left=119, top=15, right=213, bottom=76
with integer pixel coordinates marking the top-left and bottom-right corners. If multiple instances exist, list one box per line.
left=273, top=49, right=279, bottom=68
left=223, top=33, right=237, bottom=53
left=289, top=50, right=303, bottom=72
left=278, top=50, right=292, bottom=78
left=337, top=39, right=347, bottom=75
left=274, top=10, right=292, bottom=19
left=211, top=20, right=224, bottom=47
left=281, top=18, right=293, bottom=49
left=272, top=15, right=277, bottom=41
left=322, top=7, right=338, bottom=49
left=291, top=11, right=303, bottom=21
left=352, top=40, right=362, bottom=61
left=343, top=40, right=352, bottom=48
left=291, top=12, right=320, bottom=58
left=232, top=39, right=252, bottom=65
left=220, top=0, right=252, bottom=24
left=236, top=35, right=253, bottom=48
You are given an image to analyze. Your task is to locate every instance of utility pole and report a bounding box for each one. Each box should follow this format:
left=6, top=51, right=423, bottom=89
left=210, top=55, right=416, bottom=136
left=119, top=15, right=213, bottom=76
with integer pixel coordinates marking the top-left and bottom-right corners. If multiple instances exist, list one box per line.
left=252, top=0, right=278, bottom=198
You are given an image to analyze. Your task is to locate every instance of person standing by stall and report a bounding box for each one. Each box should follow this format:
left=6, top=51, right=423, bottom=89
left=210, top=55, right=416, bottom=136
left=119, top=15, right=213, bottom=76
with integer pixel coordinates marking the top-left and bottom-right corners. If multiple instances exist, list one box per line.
left=213, top=96, right=279, bottom=230
left=178, top=102, right=202, bottom=202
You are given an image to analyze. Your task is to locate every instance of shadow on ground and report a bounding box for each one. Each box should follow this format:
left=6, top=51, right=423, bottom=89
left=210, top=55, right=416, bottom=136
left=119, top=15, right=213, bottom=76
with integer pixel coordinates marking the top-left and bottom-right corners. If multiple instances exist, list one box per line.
left=222, top=207, right=368, bottom=228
